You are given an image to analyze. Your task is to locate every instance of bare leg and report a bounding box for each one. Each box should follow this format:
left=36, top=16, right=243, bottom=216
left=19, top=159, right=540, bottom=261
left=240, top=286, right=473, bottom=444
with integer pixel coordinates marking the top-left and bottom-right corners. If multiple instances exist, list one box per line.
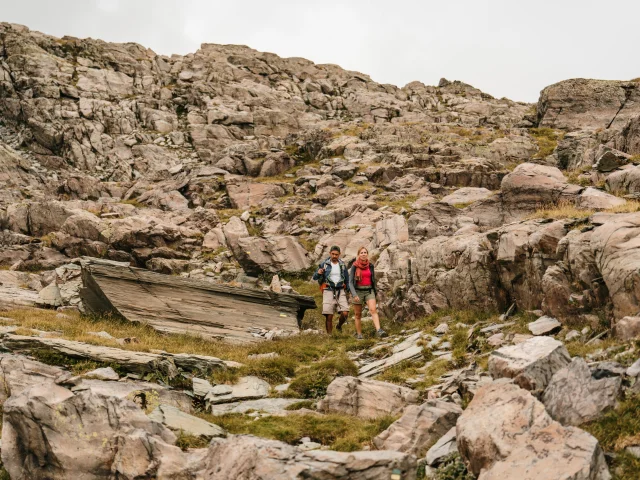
left=367, top=298, right=381, bottom=331
left=325, top=314, right=333, bottom=334
left=337, top=311, right=348, bottom=331
left=353, top=304, right=363, bottom=335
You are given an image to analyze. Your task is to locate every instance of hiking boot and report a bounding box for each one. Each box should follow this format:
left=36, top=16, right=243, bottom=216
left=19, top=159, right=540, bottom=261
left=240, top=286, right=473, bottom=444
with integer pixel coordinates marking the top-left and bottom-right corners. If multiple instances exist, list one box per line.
left=355, top=333, right=363, bottom=340
left=376, top=329, right=388, bottom=338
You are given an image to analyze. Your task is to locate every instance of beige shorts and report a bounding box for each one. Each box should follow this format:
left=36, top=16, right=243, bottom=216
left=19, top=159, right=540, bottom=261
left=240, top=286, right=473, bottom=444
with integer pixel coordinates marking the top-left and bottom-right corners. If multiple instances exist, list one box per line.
left=322, top=289, right=350, bottom=315
left=352, top=288, right=375, bottom=305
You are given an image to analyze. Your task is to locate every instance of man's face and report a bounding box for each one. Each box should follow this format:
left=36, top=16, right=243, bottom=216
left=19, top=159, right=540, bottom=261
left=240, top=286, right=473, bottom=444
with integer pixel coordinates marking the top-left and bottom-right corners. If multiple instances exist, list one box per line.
left=330, top=250, right=340, bottom=262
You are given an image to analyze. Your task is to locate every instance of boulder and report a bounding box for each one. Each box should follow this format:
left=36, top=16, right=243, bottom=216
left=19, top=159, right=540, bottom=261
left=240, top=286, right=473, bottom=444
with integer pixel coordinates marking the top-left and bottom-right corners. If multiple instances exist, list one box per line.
left=542, top=357, right=621, bottom=426
left=441, top=187, right=493, bottom=206
left=235, top=236, right=311, bottom=274
left=527, top=315, right=562, bottom=335
left=200, top=435, right=417, bottom=480
left=222, top=216, right=250, bottom=256
left=148, top=404, right=226, bottom=439
left=84, top=366, right=119, bottom=381
left=593, top=147, right=631, bottom=172
left=318, top=376, right=419, bottom=418
left=457, top=379, right=610, bottom=479
left=578, top=187, right=626, bottom=209
left=606, top=164, right=640, bottom=194
left=1, top=383, right=179, bottom=479
left=614, top=316, right=640, bottom=341
left=591, top=213, right=640, bottom=318
left=0, top=353, right=67, bottom=405
left=227, top=182, right=285, bottom=209
left=537, top=78, right=640, bottom=131
left=488, top=336, right=571, bottom=395
left=375, top=214, right=409, bottom=247
left=205, top=376, right=270, bottom=405
left=425, top=426, right=457, bottom=467
left=372, top=400, right=461, bottom=455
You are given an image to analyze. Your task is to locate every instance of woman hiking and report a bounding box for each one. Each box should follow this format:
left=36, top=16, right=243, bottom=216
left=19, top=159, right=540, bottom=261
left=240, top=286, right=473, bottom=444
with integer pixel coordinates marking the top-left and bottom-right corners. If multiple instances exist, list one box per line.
left=349, top=246, right=387, bottom=339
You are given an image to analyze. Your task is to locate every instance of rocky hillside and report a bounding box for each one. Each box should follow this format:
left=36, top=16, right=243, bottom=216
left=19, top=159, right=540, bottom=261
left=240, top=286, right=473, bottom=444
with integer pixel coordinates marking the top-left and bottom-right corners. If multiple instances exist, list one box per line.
left=0, top=22, right=639, bottom=480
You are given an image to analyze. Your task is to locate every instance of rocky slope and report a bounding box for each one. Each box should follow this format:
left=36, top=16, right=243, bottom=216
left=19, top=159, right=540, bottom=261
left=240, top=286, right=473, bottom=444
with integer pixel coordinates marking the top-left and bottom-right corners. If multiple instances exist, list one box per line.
left=0, top=21, right=639, bottom=480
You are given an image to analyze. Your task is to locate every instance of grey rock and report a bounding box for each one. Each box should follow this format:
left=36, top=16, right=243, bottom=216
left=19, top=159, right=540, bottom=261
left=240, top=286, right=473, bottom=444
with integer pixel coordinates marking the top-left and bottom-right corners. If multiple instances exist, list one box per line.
left=83, top=366, right=119, bottom=381
left=627, top=359, right=640, bottom=377
left=425, top=426, right=457, bottom=466
left=148, top=404, right=226, bottom=439
left=488, top=336, right=571, bottom=395
left=542, top=357, right=621, bottom=426
left=373, top=400, right=461, bottom=455
left=205, top=376, right=270, bottom=405
left=527, top=315, right=562, bottom=336
left=208, top=398, right=306, bottom=416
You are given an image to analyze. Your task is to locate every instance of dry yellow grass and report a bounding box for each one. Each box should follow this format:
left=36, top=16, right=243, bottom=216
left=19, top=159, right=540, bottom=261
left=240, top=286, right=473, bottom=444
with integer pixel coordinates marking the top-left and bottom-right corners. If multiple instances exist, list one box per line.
left=526, top=203, right=594, bottom=220
left=527, top=199, right=640, bottom=221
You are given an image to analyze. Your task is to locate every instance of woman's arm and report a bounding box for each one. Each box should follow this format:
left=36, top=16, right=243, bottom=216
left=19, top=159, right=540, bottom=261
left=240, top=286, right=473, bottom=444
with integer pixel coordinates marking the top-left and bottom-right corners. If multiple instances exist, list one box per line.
left=348, top=265, right=357, bottom=297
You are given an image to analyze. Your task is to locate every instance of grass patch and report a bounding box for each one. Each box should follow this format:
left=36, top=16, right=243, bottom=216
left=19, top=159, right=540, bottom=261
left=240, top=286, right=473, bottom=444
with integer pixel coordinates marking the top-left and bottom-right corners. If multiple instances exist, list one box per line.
left=216, top=209, right=244, bottom=222
left=530, top=127, right=563, bottom=159
left=288, top=356, right=358, bottom=398
left=583, top=395, right=640, bottom=480
left=452, top=202, right=473, bottom=209
left=297, top=235, right=318, bottom=254
left=526, top=201, right=594, bottom=220
left=175, top=431, right=211, bottom=450
left=376, top=359, right=422, bottom=384
left=119, top=198, right=145, bottom=208
left=607, top=200, right=640, bottom=214
left=0, top=467, right=9, bottom=480
left=284, top=400, right=315, bottom=411
left=202, top=412, right=395, bottom=451
left=375, top=195, right=418, bottom=213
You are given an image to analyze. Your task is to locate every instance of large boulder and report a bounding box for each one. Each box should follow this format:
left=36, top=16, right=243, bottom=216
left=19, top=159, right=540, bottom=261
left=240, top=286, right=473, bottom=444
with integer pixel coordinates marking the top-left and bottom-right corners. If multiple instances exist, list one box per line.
left=605, top=164, right=640, bottom=194
left=235, top=236, right=312, bottom=274
left=318, top=376, right=419, bottom=418
left=0, top=354, right=66, bottom=405
left=537, top=79, right=640, bottom=131
left=457, top=379, right=611, bottom=479
left=500, top=163, right=582, bottom=213
left=1, top=383, right=180, bottom=479
left=372, top=400, right=461, bottom=455
left=591, top=213, right=640, bottom=318
left=542, top=357, right=621, bottom=426
left=200, top=435, right=417, bottom=480
left=488, top=336, right=571, bottom=396
left=227, top=182, right=286, bottom=209
left=441, top=187, right=493, bottom=206
left=614, top=316, right=640, bottom=341
left=578, top=187, right=626, bottom=210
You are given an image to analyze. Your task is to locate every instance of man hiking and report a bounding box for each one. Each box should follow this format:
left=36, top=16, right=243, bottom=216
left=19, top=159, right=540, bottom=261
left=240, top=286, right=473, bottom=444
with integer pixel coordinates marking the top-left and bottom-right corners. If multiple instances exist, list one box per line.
left=312, top=245, right=349, bottom=334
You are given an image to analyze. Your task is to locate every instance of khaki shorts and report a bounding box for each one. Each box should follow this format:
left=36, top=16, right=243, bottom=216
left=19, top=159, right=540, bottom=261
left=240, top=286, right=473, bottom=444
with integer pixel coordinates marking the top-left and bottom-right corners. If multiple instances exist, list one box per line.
left=352, top=288, right=375, bottom=305
left=322, top=289, right=349, bottom=315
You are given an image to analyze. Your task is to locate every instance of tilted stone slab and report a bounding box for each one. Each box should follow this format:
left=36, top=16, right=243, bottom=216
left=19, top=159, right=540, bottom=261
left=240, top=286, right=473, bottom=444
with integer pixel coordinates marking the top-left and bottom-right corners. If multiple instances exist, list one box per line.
left=488, top=336, right=571, bottom=395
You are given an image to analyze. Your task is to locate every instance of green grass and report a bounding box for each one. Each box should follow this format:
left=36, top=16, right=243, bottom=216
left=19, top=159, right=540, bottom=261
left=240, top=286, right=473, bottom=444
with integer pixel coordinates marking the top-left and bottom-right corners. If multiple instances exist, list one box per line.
left=200, top=412, right=395, bottom=452
left=175, top=431, right=211, bottom=450
left=530, top=127, right=563, bottom=159
left=287, top=355, right=358, bottom=398
left=582, top=395, right=640, bottom=480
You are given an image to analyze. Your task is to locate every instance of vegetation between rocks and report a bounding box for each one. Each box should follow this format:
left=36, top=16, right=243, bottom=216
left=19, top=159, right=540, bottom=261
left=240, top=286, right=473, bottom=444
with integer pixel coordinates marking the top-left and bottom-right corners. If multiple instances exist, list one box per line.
left=197, top=412, right=396, bottom=452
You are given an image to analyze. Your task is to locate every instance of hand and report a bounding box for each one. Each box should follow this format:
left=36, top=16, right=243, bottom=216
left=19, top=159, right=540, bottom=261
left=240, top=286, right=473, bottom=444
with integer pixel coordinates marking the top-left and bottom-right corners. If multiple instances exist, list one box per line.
left=318, top=268, right=325, bottom=275
left=353, top=296, right=360, bottom=303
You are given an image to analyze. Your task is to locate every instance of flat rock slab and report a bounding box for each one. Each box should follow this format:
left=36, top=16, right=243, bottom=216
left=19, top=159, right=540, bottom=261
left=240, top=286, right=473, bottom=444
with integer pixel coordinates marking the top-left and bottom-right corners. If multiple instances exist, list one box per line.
left=148, top=404, right=226, bottom=439
left=457, top=379, right=610, bottom=480
left=83, top=366, right=119, bottom=381
left=542, top=357, right=621, bottom=426
left=80, top=258, right=315, bottom=343
left=208, top=398, right=307, bottom=416
left=0, top=334, right=228, bottom=378
left=373, top=400, right=461, bottom=455
left=205, top=376, right=270, bottom=405
left=527, top=316, right=562, bottom=335
left=358, top=345, right=424, bottom=378
left=488, top=336, right=571, bottom=395
left=72, top=378, right=193, bottom=414
left=318, top=376, right=419, bottom=418
left=426, top=426, right=457, bottom=466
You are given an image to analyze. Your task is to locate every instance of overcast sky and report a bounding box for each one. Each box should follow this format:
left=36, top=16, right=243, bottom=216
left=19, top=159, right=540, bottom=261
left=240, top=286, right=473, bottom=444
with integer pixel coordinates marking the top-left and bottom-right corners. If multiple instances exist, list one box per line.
left=2, top=0, right=639, bottom=102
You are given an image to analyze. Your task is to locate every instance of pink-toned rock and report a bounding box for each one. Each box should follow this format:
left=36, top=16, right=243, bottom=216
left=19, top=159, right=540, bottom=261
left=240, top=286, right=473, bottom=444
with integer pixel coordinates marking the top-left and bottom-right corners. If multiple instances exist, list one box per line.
left=614, top=316, right=640, bottom=341
left=457, top=379, right=610, bottom=479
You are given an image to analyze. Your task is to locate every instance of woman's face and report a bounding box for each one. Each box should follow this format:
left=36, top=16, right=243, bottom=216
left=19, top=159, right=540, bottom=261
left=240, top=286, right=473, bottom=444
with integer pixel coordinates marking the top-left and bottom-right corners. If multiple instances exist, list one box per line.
left=359, top=249, right=368, bottom=261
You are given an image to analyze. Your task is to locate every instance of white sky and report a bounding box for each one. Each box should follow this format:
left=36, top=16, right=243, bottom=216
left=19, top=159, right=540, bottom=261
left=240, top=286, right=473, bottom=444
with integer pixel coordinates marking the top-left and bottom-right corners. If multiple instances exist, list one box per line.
left=2, top=0, right=639, bottom=103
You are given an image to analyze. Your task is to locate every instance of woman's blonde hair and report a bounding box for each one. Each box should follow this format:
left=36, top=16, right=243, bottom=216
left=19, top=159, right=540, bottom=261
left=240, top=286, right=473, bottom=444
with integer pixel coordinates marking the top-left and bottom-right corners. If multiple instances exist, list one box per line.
left=357, top=246, right=369, bottom=256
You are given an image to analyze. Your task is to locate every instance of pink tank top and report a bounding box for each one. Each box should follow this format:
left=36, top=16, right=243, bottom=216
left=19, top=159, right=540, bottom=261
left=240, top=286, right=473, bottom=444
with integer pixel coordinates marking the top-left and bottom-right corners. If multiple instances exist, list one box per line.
left=358, top=266, right=372, bottom=287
